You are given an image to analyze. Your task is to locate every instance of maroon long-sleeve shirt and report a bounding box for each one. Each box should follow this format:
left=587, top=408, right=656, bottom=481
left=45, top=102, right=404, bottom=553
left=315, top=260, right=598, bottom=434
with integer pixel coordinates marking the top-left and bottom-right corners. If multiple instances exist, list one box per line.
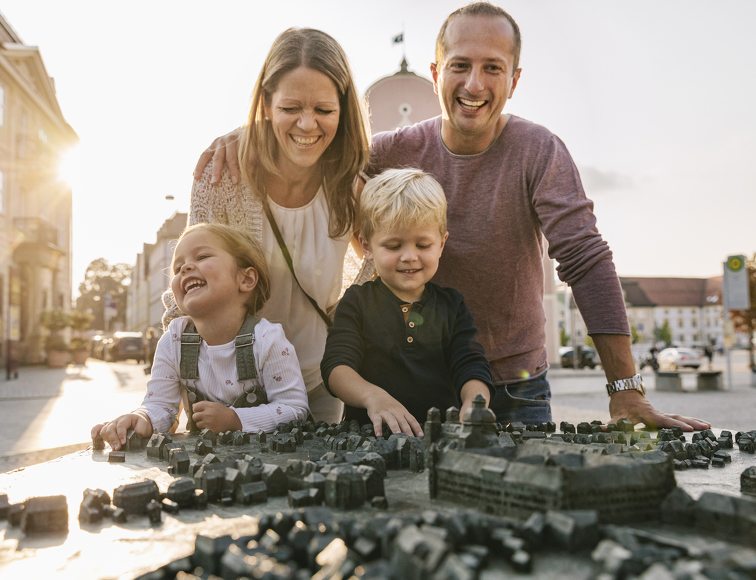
left=368, top=115, right=629, bottom=384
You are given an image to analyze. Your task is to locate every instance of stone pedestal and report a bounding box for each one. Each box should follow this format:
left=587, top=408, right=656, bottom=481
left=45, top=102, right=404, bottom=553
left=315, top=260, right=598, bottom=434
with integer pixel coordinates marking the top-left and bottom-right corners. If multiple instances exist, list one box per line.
left=655, top=372, right=682, bottom=392
left=696, top=371, right=723, bottom=391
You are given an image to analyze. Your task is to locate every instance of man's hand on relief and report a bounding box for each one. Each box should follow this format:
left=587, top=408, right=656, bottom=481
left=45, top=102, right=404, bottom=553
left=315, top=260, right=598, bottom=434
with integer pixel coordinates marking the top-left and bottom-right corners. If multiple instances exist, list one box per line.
left=193, top=128, right=244, bottom=185
left=609, top=390, right=711, bottom=432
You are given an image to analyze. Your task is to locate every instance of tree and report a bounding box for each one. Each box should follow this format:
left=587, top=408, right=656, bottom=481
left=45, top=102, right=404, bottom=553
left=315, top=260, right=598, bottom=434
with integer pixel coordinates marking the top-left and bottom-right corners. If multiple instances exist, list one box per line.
left=630, top=324, right=639, bottom=345
left=729, top=252, right=756, bottom=369
left=654, top=321, right=672, bottom=347
left=560, top=327, right=569, bottom=347
left=75, top=258, right=132, bottom=331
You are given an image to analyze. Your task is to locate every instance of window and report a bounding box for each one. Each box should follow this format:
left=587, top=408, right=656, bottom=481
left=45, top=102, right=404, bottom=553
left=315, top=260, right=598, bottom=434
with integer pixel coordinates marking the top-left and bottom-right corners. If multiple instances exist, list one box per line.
left=678, top=319, right=684, bottom=328
left=692, top=319, right=697, bottom=328
left=679, top=334, right=685, bottom=342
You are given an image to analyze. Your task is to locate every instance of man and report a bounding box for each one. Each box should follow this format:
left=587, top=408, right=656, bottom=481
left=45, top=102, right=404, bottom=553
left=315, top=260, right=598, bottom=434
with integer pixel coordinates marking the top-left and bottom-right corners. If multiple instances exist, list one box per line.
left=196, top=3, right=709, bottom=432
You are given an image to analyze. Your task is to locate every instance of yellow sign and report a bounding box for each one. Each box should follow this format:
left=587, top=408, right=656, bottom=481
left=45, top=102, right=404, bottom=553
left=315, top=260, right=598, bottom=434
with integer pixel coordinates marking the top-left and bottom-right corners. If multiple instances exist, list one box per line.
left=727, top=255, right=744, bottom=271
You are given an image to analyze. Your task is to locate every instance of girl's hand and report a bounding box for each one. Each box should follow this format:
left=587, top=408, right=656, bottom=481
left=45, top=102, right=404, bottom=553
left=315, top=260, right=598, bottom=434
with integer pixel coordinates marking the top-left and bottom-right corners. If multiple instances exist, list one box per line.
left=192, top=401, right=242, bottom=433
left=91, top=413, right=152, bottom=451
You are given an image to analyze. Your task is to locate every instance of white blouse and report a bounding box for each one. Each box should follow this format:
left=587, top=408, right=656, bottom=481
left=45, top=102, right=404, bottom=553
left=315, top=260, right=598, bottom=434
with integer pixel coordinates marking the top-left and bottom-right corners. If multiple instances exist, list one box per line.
left=261, top=187, right=350, bottom=392
left=135, top=317, right=309, bottom=433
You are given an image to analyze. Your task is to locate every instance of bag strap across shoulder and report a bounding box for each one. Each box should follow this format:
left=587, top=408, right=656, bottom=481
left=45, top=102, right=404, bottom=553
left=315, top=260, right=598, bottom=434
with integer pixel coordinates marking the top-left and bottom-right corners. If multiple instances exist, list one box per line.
left=264, top=203, right=333, bottom=328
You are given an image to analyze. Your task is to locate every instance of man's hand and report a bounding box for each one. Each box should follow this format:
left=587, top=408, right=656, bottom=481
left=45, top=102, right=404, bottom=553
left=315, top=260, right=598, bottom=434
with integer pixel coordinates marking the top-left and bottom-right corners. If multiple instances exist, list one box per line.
left=91, top=413, right=152, bottom=451
left=193, top=128, right=244, bottom=185
left=192, top=401, right=242, bottom=433
left=609, top=390, right=711, bottom=432
left=363, top=389, right=423, bottom=439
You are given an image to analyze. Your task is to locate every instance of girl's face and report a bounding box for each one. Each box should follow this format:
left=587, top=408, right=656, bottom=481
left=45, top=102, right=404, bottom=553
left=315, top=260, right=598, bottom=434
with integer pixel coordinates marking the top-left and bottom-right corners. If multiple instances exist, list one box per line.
left=264, top=66, right=341, bottom=174
left=171, top=230, right=257, bottom=319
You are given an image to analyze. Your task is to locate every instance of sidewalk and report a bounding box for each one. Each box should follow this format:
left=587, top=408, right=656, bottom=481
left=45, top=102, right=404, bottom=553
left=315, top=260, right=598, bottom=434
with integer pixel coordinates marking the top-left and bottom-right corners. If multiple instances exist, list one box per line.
left=0, top=359, right=147, bottom=472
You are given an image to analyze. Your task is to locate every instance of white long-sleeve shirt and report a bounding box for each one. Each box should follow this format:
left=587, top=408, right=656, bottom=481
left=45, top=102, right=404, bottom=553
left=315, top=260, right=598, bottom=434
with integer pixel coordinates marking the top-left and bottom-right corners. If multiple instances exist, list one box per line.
left=135, top=317, right=309, bottom=433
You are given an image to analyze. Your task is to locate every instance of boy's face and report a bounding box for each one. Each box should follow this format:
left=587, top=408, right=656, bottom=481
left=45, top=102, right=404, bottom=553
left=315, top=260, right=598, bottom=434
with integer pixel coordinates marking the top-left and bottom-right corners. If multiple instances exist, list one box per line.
left=360, top=221, right=448, bottom=303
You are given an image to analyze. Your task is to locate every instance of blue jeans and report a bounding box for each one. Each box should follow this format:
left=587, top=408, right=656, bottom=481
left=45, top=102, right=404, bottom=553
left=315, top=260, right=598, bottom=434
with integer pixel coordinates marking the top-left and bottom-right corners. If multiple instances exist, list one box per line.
left=489, top=373, right=553, bottom=425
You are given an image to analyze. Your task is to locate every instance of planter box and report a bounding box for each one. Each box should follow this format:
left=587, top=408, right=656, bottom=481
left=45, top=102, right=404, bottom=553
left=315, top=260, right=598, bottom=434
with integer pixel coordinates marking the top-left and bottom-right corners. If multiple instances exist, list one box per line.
left=46, top=350, right=69, bottom=368
left=696, top=371, right=723, bottom=391
left=655, top=371, right=682, bottom=392
left=72, top=350, right=89, bottom=365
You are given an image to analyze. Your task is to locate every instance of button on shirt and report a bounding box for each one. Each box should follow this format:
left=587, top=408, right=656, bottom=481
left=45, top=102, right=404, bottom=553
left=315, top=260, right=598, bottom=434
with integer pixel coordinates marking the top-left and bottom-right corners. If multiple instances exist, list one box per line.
left=321, top=278, right=494, bottom=426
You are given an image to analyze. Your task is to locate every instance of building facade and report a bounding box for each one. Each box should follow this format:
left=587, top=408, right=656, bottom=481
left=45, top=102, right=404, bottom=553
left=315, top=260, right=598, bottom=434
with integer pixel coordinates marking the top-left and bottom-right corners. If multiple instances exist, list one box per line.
left=126, top=212, right=186, bottom=334
left=0, top=13, right=78, bottom=365
left=562, top=276, right=726, bottom=358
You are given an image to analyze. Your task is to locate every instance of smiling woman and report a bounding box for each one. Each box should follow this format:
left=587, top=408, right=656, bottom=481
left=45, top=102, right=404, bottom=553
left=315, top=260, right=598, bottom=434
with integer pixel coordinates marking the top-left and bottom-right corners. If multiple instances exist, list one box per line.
left=162, top=28, right=373, bottom=426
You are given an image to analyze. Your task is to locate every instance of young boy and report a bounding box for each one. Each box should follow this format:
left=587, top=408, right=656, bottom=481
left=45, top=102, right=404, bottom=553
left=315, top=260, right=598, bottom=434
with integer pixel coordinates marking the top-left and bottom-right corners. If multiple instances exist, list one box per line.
left=321, top=168, right=494, bottom=437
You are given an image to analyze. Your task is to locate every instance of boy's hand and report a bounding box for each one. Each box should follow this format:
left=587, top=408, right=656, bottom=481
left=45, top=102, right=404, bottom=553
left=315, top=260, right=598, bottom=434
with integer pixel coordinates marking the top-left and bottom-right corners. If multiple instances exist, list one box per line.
left=192, top=401, right=242, bottom=433
left=365, top=390, right=423, bottom=438
left=459, top=379, right=491, bottom=422
left=91, top=413, right=152, bottom=451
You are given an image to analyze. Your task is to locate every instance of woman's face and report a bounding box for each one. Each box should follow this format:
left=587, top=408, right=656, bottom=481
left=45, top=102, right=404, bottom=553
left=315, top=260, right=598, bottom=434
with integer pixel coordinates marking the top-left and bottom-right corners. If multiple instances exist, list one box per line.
left=265, top=66, right=341, bottom=173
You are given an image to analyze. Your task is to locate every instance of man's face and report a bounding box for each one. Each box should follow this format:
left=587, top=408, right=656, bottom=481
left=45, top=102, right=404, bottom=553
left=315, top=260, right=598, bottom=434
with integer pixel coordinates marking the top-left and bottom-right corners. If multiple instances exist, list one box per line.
left=431, top=15, right=521, bottom=153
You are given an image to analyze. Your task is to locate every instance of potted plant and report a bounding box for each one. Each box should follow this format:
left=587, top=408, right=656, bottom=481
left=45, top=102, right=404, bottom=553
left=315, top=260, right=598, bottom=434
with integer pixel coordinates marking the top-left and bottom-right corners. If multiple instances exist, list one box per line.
left=40, top=309, right=71, bottom=368
left=70, top=337, right=90, bottom=364
left=69, top=311, right=94, bottom=365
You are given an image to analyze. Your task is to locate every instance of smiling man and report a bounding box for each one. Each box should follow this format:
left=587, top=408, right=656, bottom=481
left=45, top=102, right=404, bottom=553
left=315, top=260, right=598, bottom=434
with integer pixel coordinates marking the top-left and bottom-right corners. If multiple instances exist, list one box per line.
left=366, top=2, right=709, bottom=432
left=195, top=3, right=710, bottom=432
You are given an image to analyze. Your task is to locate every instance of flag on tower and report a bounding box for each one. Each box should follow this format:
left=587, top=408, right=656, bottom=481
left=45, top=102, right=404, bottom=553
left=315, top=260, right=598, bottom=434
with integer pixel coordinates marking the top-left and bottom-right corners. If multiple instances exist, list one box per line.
left=393, top=33, right=403, bottom=44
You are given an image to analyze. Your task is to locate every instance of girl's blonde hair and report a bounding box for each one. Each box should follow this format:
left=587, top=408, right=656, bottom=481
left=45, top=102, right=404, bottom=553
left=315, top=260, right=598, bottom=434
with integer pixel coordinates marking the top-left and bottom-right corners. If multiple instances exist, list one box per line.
left=360, top=168, right=447, bottom=242
left=238, top=27, right=371, bottom=239
left=173, top=223, right=271, bottom=315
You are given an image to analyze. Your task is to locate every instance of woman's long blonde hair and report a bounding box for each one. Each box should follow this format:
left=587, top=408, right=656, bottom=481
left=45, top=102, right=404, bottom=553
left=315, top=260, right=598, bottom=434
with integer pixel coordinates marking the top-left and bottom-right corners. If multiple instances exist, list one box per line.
left=238, top=28, right=371, bottom=239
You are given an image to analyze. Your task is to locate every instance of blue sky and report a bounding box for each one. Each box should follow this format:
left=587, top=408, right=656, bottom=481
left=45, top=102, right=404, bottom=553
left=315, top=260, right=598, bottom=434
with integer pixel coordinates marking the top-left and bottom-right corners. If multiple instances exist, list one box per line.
left=2, top=0, right=755, bottom=291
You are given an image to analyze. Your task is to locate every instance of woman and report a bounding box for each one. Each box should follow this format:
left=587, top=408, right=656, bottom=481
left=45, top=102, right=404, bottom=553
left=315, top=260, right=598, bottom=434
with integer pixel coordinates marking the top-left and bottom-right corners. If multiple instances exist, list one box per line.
left=165, top=28, right=372, bottom=424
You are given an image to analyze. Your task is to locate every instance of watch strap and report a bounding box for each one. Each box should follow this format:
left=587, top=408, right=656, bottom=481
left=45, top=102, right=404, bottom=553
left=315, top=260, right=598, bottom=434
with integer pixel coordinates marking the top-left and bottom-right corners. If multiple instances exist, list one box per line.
left=606, top=373, right=645, bottom=397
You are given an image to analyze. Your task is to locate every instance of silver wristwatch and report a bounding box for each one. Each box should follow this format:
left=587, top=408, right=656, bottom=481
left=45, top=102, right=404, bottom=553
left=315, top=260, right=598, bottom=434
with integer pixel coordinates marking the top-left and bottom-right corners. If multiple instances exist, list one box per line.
left=606, top=373, right=646, bottom=397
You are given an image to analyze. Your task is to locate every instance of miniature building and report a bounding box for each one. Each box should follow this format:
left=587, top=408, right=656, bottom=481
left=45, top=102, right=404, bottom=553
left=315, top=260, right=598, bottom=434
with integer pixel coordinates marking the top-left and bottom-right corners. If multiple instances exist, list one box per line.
left=428, top=444, right=676, bottom=524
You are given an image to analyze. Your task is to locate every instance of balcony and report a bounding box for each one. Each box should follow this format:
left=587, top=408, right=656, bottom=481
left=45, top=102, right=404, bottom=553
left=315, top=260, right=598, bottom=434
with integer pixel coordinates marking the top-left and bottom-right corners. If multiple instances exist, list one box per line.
left=13, top=217, right=66, bottom=269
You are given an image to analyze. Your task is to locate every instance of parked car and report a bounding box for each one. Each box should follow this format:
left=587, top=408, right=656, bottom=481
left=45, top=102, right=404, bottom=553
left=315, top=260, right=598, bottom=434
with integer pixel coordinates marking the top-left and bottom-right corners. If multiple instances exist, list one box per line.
left=106, top=332, right=146, bottom=363
left=559, top=346, right=600, bottom=369
left=657, top=347, right=703, bottom=370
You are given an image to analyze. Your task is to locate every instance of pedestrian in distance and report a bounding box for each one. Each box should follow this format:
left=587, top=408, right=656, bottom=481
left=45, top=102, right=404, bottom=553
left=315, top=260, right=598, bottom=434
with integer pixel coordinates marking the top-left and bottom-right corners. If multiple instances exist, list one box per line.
left=92, top=223, right=309, bottom=450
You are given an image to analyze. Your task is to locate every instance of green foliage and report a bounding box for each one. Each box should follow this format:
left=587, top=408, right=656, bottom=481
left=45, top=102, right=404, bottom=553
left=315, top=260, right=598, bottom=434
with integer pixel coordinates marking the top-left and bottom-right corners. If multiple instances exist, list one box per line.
left=75, top=259, right=132, bottom=330
left=630, top=324, right=639, bottom=344
left=584, top=335, right=594, bottom=347
left=70, top=337, right=90, bottom=351
left=69, top=311, right=94, bottom=332
left=655, top=320, right=672, bottom=347
left=40, top=309, right=70, bottom=332
left=560, top=327, right=569, bottom=347
left=44, top=335, right=69, bottom=351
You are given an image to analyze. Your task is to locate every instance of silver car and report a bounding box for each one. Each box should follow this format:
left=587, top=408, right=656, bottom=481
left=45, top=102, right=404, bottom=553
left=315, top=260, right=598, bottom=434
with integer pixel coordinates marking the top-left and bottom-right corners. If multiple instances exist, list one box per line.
left=657, top=347, right=703, bottom=370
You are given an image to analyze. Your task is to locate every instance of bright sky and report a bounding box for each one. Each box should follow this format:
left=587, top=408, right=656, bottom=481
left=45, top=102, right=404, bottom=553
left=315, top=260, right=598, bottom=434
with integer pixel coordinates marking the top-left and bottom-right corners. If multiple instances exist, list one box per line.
left=3, top=1, right=755, bottom=294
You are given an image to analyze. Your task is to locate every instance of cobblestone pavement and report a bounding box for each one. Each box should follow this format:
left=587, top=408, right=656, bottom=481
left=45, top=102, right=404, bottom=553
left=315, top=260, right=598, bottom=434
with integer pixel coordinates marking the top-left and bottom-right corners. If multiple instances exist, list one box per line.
left=0, top=351, right=752, bottom=473
left=0, top=359, right=147, bottom=472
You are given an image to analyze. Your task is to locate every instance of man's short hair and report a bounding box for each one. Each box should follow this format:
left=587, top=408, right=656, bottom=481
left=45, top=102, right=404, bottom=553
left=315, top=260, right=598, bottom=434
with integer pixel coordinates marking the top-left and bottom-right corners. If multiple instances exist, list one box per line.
left=360, top=168, right=447, bottom=242
left=435, top=2, right=521, bottom=71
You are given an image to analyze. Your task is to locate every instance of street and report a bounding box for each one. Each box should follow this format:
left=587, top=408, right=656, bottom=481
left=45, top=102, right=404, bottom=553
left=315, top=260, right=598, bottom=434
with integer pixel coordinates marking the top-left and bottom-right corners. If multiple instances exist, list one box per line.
left=0, top=351, right=753, bottom=473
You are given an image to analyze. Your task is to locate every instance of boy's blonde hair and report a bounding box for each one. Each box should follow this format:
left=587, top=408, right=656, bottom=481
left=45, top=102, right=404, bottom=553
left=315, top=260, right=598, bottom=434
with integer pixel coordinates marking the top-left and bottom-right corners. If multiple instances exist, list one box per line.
left=360, top=168, right=447, bottom=241
left=173, top=223, right=271, bottom=315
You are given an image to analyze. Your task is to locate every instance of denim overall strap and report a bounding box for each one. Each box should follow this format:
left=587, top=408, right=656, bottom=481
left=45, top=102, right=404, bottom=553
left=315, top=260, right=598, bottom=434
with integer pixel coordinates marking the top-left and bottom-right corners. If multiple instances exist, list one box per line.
left=179, top=320, right=204, bottom=432
left=231, top=316, right=269, bottom=408
left=234, top=315, right=259, bottom=381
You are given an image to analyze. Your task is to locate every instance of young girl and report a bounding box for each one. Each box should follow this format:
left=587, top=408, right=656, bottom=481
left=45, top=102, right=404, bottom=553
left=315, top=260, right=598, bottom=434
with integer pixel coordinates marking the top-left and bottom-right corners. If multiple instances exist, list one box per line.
left=92, top=223, right=310, bottom=450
